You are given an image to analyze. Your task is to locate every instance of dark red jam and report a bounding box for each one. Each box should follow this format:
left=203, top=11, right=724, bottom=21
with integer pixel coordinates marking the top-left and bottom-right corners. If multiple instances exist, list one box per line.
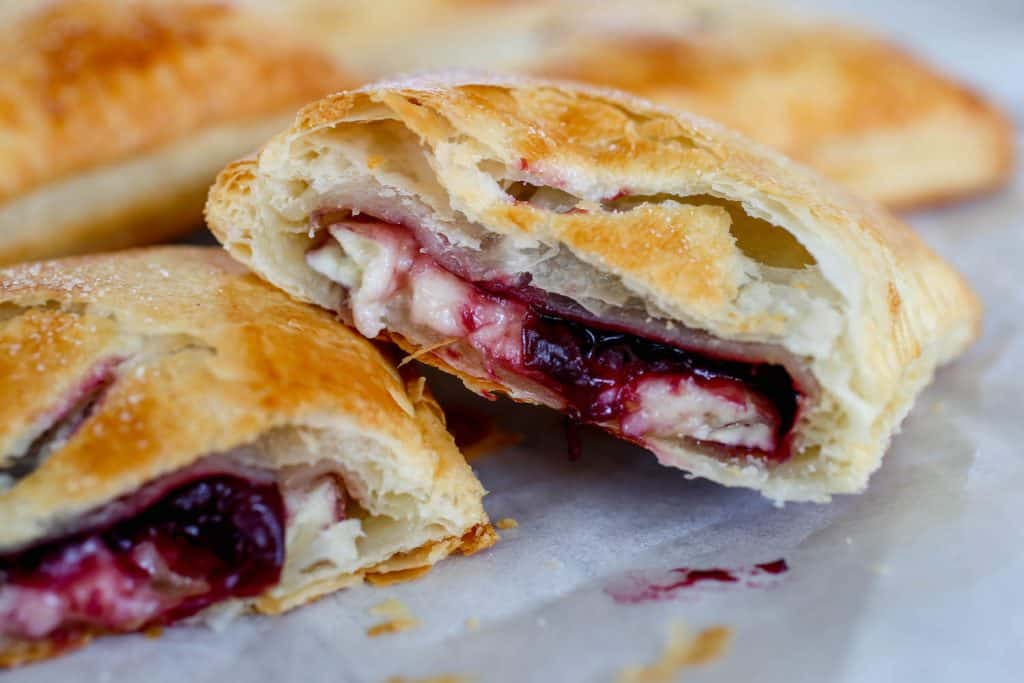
left=0, top=473, right=285, bottom=641
left=517, top=313, right=798, bottom=460
left=605, top=559, right=790, bottom=604
left=309, top=214, right=803, bottom=462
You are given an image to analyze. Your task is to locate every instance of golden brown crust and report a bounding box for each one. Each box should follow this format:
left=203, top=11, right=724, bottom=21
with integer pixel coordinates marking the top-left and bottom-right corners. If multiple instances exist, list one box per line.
left=0, top=0, right=349, bottom=205
left=0, top=0, right=355, bottom=267
left=0, top=246, right=488, bottom=545
left=0, top=248, right=425, bottom=542
left=533, top=19, right=1014, bottom=208
left=277, top=75, right=980, bottom=346
left=0, top=246, right=492, bottom=666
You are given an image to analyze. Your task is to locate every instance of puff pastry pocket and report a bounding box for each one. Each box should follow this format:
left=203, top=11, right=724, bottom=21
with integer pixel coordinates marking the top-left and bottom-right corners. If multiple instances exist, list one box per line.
left=0, top=0, right=352, bottom=266
left=206, top=75, right=980, bottom=503
left=0, top=247, right=494, bottom=667
left=529, top=1, right=1014, bottom=208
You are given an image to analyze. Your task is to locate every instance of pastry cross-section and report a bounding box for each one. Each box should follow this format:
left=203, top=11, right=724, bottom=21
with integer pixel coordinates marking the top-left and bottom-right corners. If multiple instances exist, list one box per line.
left=206, top=75, right=980, bottom=502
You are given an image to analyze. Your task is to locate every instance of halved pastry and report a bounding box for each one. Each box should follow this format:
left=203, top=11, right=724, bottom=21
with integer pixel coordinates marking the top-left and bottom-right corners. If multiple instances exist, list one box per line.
left=528, top=0, right=1015, bottom=208
left=0, top=0, right=352, bottom=266
left=205, top=75, right=980, bottom=502
left=0, top=247, right=494, bottom=667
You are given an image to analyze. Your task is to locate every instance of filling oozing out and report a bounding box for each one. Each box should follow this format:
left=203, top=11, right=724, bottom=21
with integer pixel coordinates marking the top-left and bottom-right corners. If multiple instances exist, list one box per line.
left=0, top=458, right=347, bottom=643
left=306, top=216, right=800, bottom=461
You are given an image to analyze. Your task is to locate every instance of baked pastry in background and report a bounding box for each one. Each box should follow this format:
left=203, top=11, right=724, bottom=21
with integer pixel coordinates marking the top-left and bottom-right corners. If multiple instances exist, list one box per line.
left=0, top=247, right=494, bottom=667
left=246, top=0, right=1013, bottom=209
left=238, top=0, right=556, bottom=78
left=0, top=0, right=352, bottom=266
left=206, top=75, right=980, bottom=503
left=531, top=0, right=1014, bottom=208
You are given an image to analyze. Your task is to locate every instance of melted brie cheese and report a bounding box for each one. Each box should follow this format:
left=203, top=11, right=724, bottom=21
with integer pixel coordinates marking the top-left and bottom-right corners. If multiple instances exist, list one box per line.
left=621, top=377, right=775, bottom=451
left=307, top=220, right=782, bottom=455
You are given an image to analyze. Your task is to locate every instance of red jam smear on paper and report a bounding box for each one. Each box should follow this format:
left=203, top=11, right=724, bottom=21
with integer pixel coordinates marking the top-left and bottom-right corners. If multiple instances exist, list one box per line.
left=605, top=560, right=790, bottom=604
left=517, top=314, right=797, bottom=460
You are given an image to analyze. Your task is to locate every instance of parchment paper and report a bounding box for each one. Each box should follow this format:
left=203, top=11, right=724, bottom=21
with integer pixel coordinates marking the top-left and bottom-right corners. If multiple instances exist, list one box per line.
left=8, top=1, right=1024, bottom=681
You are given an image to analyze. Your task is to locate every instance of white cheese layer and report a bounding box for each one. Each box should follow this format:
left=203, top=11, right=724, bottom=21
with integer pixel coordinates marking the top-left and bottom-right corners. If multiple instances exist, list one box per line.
left=306, top=221, right=779, bottom=453
left=621, top=377, right=775, bottom=451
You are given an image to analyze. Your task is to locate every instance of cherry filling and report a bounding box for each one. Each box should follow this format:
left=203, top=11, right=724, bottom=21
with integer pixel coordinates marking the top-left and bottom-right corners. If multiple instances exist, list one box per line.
left=518, top=315, right=798, bottom=459
left=306, top=216, right=802, bottom=461
left=0, top=470, right=285, bottom=642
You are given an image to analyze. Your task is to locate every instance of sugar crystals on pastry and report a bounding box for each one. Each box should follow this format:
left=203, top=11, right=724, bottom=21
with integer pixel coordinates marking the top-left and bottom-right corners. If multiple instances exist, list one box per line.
left=206, top=75, right=980, bottom=503
left=0, top=247, right=494, bottom=667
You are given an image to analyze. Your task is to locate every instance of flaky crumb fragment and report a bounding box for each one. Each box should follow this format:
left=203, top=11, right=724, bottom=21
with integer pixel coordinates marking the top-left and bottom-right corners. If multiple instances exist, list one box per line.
left=367, top=598, right=421, bottom=637
left=465, top=617, right=480, bottom=632
left=617, top=623, right=731, bottom=683
left=367, top=619, right=420, bottom=637
left=496, top=517, right=518, bottom=530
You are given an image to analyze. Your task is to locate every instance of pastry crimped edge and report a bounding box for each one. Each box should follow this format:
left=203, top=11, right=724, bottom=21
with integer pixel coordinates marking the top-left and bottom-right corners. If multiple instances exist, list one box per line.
left=206, top=73, right=981, bottom=501
left=0, top=246, right=494, bottom=664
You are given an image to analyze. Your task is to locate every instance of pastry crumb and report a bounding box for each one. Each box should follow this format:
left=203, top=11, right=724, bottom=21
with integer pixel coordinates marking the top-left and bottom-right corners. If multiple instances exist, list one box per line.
left=143, top=626, right=163, bottom=640
left=465, top=617, right=480, bottom=632
left=367, top=619, right=420, bottom=637
left=496, top=517, right=518, bottom=530
left=367, top=599, right=420, bottom=637
left=545, top=559, right=563, bottom=571
left=617, top=622, right=731, bottom=683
